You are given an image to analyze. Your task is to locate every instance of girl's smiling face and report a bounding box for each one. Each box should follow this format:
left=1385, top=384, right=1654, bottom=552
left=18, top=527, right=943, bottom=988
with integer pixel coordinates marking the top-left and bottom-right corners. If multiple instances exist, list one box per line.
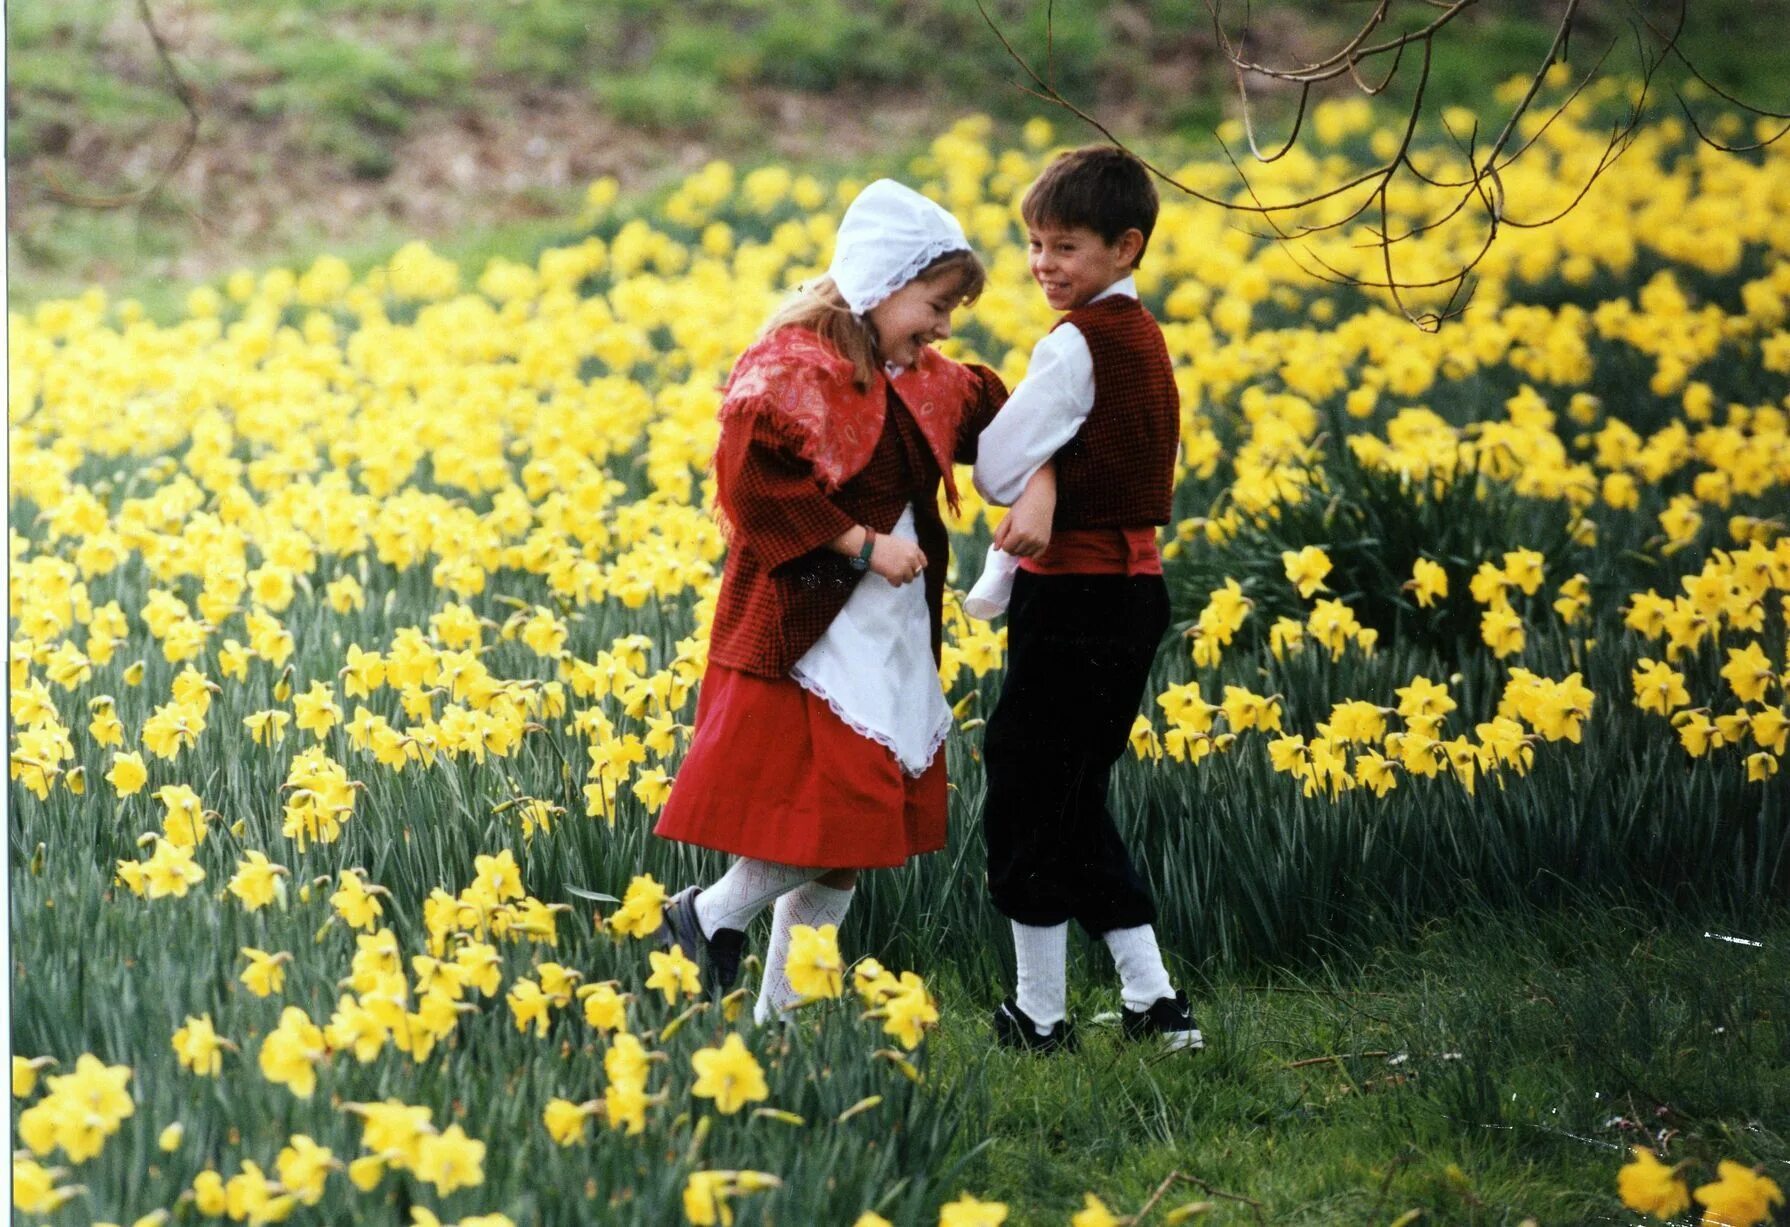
left=865, top=273, right=965, bottom=369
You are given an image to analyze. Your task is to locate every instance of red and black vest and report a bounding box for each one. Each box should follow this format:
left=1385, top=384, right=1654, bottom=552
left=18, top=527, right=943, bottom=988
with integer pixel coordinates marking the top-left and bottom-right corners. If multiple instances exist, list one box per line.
left=1048, top=295, right=1180, bottom=529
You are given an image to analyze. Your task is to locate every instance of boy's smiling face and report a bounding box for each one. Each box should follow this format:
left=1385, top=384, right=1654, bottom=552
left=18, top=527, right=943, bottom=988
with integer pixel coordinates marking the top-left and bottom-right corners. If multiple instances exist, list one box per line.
left=1027, top=223, right=1143, bottom=312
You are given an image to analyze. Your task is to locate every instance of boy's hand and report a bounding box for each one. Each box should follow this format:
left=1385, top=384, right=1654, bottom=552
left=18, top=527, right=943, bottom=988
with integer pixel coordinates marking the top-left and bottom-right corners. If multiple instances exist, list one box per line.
left=993, top=465, right=1056, bottom=558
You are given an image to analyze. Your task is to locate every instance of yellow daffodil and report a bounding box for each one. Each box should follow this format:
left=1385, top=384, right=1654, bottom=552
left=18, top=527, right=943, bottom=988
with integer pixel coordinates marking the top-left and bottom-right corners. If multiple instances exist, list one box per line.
left=785, top=923, right=845, bottom=1001
left=13, top=1054, right=56, bottom=1098
left=258, top=1007, right=327, bottom=1098
left=274, top=1134, right=335, bottom=1205
left=607, top=873, right=669, bottom=939
left=413, top=1124, right=485, bottom=1195
left=1072, top=1194, right=1123, bottom=1227
left=153, top=783, right=208, bottom=847
left=646, top=946, right=702, bottom=1005
left=577, top=982, right=629, bottom=1032
left=690, top=1033, right=769, bottom=1115
left=1632, top=659, right=1691, bottom=715
left=171, top=1014, right=230, bottom=1076
left=106, top=751, right=149, bottom=796
left=240, top=948, right=292, bottom=998
left=1691, top=1160, right=1783, bottom=1227
left=938, top=1193, right=1008, bottom=1227
left=1281, top=545, right=1333, bottom=598
left=506, top=979, right=552, bottom=1037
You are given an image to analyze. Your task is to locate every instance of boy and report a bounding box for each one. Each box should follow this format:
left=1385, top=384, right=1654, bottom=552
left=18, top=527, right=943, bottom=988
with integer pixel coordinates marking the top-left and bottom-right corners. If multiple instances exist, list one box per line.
left=972, top=145, right=1199, bottom=1053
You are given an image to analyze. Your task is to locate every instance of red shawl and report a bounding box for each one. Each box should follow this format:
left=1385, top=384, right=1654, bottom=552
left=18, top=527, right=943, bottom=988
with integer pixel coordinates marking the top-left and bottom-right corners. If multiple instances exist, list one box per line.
left=717, top=326, right=983, bottom=514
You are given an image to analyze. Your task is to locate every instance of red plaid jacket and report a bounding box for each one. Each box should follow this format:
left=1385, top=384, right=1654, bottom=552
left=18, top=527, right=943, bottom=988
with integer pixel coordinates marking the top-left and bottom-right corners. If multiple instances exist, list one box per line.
left=710, top=350, right=1006, bottom=677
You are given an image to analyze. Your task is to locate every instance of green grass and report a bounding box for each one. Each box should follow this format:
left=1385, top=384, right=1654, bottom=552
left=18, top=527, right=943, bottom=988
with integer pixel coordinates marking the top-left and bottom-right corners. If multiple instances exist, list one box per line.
left=596, top=66, right=727, bottom=133
left=929, top=906, right=1790, bottom=1224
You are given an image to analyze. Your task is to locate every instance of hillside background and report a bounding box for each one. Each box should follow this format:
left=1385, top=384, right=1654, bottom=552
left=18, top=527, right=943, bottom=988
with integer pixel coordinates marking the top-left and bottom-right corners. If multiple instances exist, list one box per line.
left=9, top=0, right=1787, bottom=311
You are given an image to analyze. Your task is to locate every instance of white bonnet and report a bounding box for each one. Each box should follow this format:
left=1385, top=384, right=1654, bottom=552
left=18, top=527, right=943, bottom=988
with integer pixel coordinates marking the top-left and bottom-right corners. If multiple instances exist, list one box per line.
left=827, top=179, right=972, bottom=315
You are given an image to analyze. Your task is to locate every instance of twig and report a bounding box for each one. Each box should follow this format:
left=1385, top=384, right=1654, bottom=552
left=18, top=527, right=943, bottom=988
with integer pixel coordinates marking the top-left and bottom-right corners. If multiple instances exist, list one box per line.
left=1368, top=1150, right=1417, bottom=1223
left=42, top=0, right=202, bottom=209
left=1176, top=1170, right=1268, bottom=1225
left=1128, top=1170, right=1187, bottom=1224
left=1283, top=1049, right=1392, bottom=1069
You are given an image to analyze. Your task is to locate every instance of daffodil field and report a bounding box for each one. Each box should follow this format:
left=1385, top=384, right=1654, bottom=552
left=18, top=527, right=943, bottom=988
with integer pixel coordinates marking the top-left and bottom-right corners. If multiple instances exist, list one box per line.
left=10, top=73, right=1790, bottom=1226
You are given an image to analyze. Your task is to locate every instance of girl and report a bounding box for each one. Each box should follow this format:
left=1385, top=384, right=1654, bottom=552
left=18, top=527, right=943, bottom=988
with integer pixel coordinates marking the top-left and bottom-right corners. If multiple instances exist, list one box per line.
left=652, top=180, right=1007, bottom=1023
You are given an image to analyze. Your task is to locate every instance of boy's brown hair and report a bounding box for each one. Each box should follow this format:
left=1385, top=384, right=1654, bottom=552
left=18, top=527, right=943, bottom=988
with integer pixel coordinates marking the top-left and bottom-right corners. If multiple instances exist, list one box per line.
left=1021, top=145, right=1159, bottom=265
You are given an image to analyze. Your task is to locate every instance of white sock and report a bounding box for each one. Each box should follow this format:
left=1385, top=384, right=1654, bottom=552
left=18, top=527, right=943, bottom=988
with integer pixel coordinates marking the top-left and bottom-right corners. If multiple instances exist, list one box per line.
left=1011, top=921, right=1068, bottom=1032
left=1103, top=924, right=1175, bottom=1012
left=694, top=858, right=819, bottom=936
left=755, top=881, right=855, bottom=1024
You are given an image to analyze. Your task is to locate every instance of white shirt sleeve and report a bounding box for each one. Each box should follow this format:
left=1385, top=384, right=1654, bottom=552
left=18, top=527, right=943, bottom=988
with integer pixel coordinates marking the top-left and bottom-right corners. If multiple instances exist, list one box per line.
left=971, top=324, right=1096, bottom=506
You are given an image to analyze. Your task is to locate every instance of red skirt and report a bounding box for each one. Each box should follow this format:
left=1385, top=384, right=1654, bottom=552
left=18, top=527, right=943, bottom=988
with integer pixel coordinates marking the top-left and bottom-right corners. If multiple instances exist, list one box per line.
left=653, top=664, right=948, bottom=869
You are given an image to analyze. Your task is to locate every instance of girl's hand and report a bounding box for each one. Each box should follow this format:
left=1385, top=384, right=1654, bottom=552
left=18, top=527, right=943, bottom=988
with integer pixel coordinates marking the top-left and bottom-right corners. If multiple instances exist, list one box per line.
left=869, top=534, right=928, bottom=586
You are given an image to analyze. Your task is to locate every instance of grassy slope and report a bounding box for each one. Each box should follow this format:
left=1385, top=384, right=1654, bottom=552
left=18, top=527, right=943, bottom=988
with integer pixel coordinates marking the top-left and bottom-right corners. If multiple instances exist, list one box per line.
left=10, top=0, right=1790, bottom=311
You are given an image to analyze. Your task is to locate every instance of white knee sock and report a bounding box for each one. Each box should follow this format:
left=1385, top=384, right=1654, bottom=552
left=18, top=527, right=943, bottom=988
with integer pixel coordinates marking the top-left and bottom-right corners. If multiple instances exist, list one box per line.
left=1011, top=921, right=1068, bottom=1031
left=694, top=858, right=819, bottom=936
left=1103, top=924, right=1175, bottom=1011
left=755, top=880, right=856, bottom=1024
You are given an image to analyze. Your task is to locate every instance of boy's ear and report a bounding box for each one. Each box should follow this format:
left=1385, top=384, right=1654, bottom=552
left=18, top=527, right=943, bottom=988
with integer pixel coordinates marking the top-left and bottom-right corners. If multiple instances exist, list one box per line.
left=1113, top=228, right=1145, bottom=269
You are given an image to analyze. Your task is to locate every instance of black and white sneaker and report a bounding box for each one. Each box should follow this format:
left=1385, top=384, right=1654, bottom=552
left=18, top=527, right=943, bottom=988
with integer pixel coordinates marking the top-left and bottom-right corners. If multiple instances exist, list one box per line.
left=992, top=998, right=1079, bottom=1054
left=1121, top=990, right=1204, bottom=1051
left=656, top=885, right=745, bottom=999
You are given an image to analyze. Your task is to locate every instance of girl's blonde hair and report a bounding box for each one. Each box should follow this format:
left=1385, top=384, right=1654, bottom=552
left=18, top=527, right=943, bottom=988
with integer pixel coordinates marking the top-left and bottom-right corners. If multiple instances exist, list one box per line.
left=759, top=250, right=987, bottom=390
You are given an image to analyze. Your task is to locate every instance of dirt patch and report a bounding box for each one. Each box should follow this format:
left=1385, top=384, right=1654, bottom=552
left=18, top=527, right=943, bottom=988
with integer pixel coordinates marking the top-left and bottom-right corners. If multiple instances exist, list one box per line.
left=9, top=67, right=986, bottom=297
left=5, top=0, right=1228, bottom=299
left=13, top=0, right=1375, bottom=301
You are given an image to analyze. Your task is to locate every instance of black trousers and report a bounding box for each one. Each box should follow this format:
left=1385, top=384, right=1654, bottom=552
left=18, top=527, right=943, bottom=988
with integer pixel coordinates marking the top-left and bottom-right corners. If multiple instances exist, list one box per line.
left=982, top=570, right=1170, bottom=935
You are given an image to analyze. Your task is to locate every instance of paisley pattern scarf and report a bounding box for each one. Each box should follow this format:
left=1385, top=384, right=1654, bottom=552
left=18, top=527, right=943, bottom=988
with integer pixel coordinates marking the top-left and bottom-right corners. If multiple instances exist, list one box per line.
left=718, top=326, right=982, bottom=514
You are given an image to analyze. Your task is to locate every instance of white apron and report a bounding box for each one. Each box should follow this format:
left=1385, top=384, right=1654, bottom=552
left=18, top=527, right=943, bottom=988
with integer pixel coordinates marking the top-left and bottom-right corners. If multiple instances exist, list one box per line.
left=790, top=504, right=952, bottom=777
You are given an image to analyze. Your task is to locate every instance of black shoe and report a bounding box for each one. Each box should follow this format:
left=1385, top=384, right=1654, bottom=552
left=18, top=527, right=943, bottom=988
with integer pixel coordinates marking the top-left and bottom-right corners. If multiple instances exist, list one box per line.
left=656, top=886, right=745, bottom=998
left=1121, top=990, right=1204, bottom=1051
left=992, top=998, right=1078, bottom=1054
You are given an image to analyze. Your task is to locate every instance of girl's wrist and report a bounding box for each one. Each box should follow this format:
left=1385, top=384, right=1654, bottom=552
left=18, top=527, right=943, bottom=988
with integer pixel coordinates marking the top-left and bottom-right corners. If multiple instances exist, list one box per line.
left=850, top=526, right=876, bottom=572
left=832, top=525, right=868, bottom=555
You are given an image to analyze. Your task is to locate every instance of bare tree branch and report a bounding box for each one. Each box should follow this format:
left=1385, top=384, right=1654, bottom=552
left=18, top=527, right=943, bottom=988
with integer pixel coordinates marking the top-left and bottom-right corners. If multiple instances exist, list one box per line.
left=1636, top=0, right=1790, bottom=152
left=980, top=0, right=1787, bottom=327
left=1234, top=68, right=1310, bottom=163
left=42, top=0, right=203, bottom=210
